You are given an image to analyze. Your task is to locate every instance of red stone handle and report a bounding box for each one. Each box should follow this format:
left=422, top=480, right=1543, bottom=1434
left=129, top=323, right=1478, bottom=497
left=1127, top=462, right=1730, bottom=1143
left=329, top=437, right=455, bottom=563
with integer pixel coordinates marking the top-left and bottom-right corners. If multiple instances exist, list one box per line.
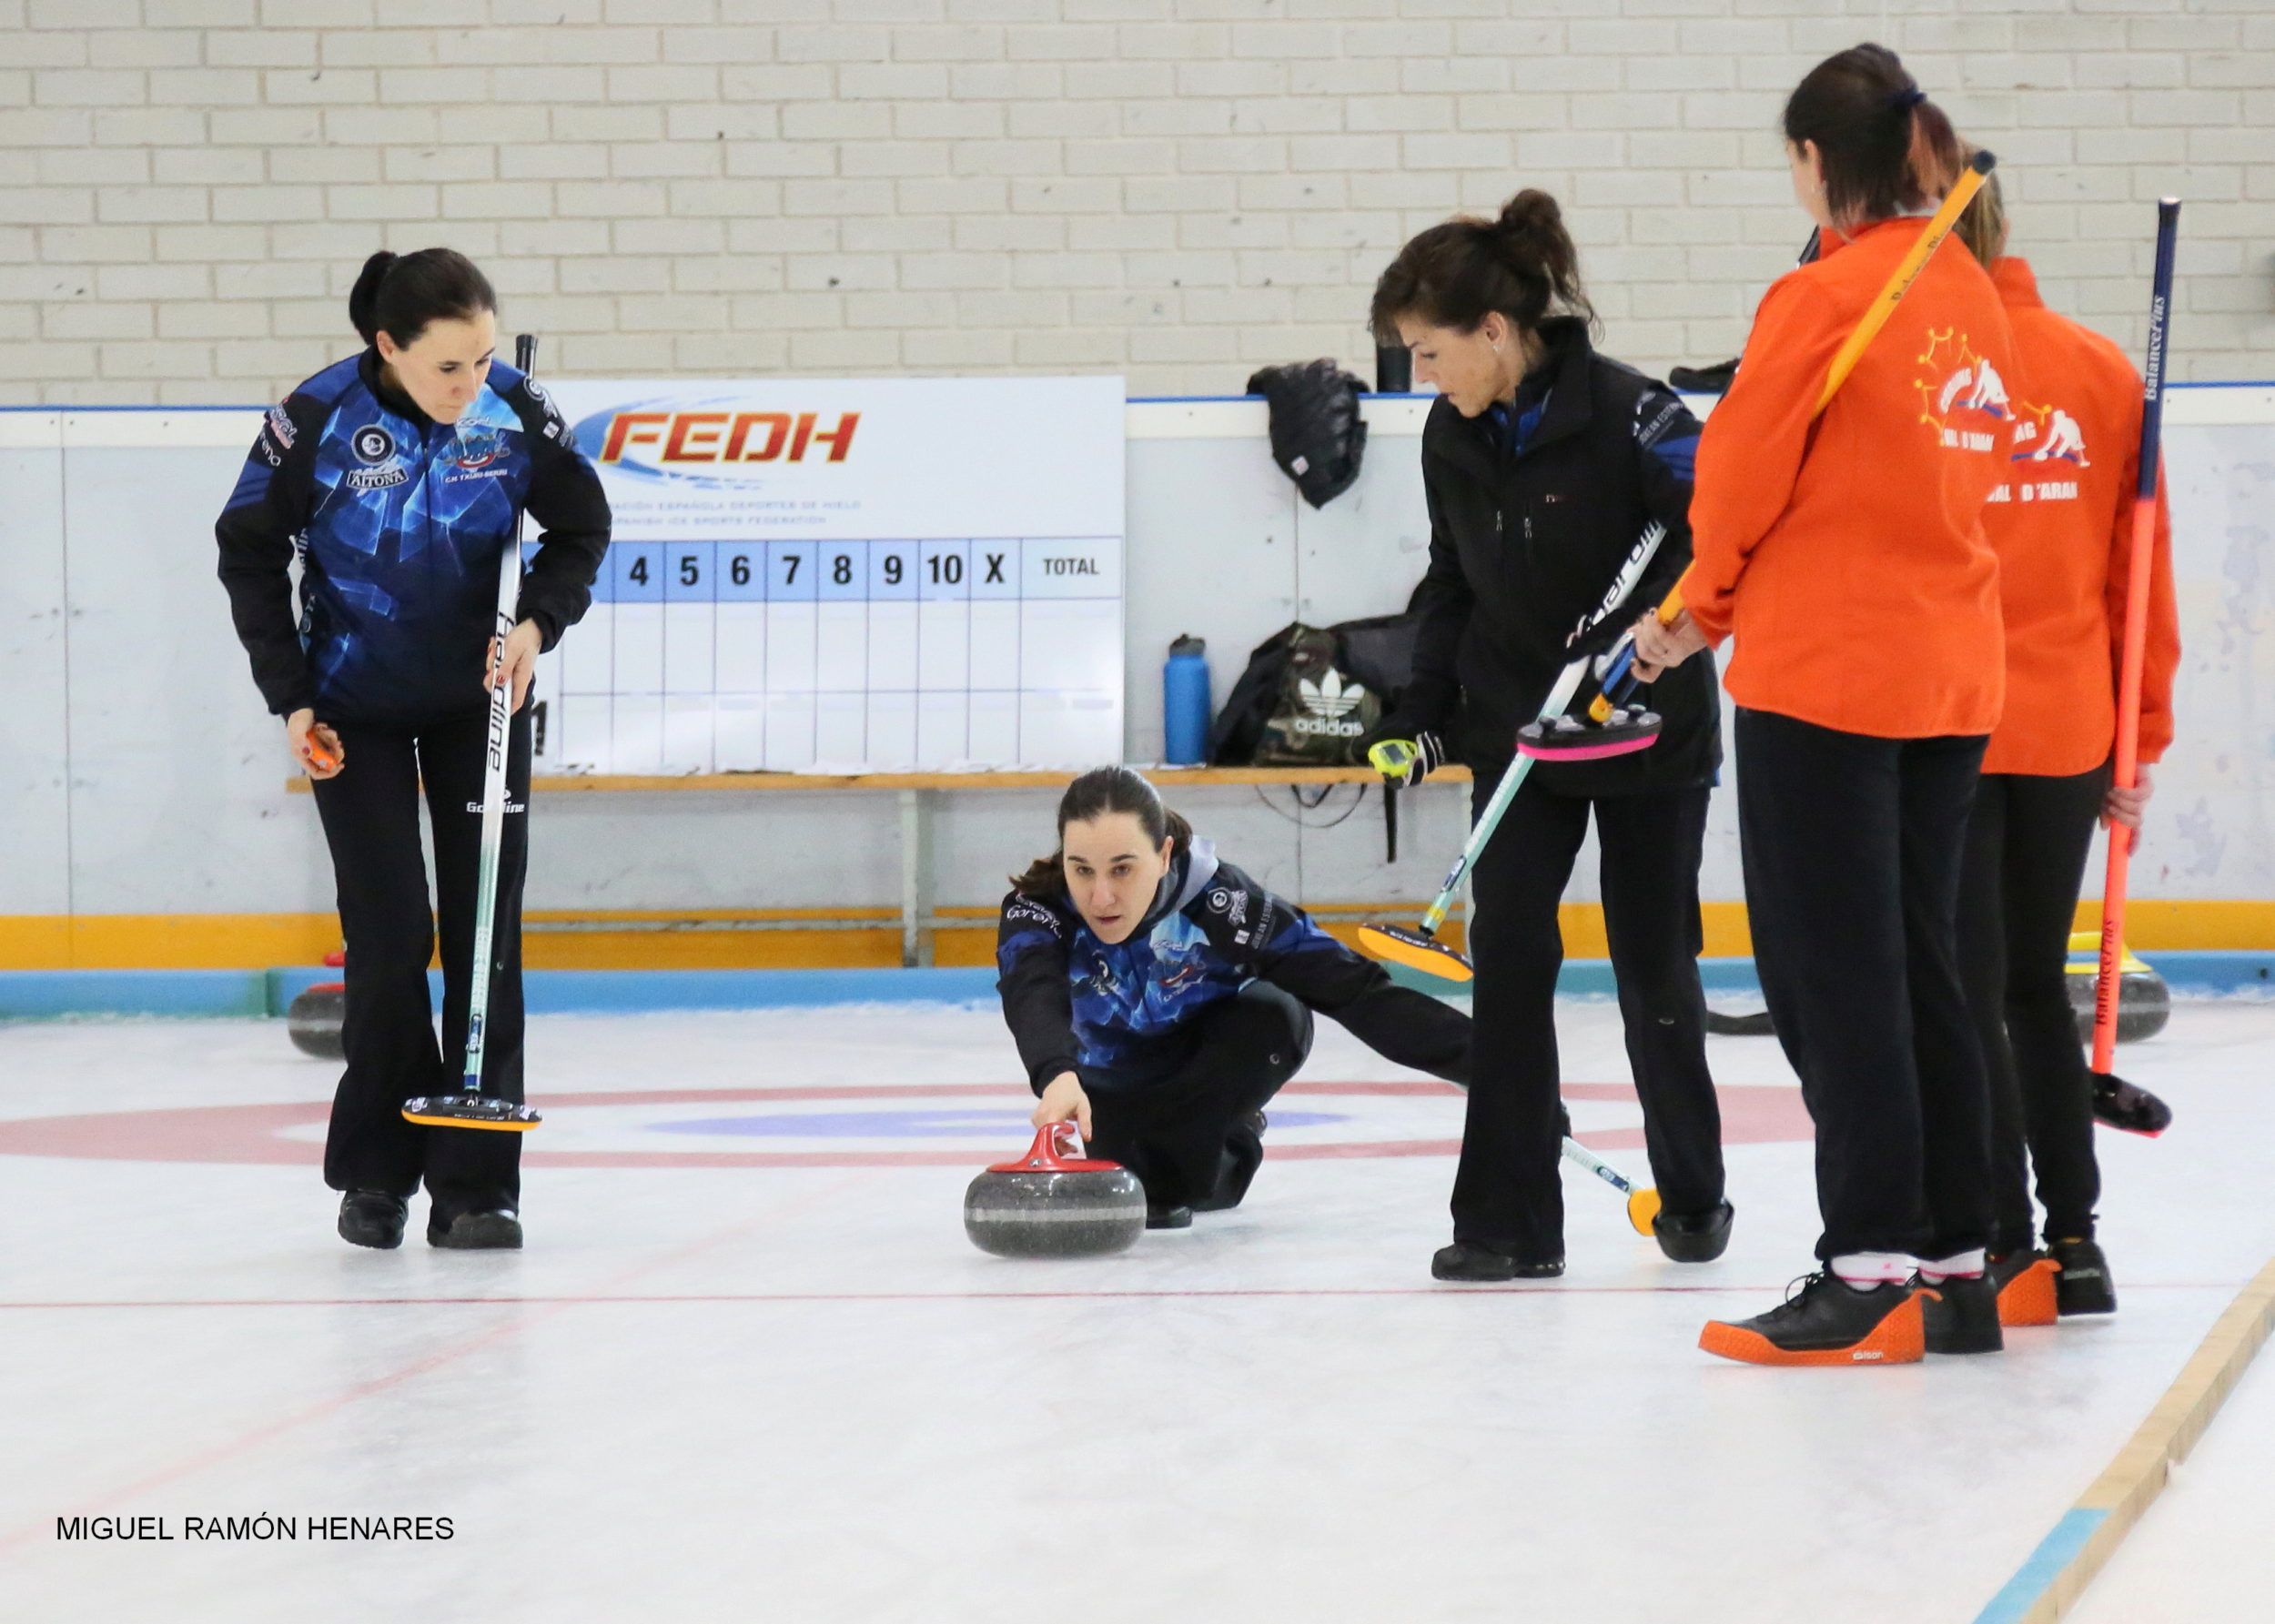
left=1023, top=1122, right=1086, bottom=1168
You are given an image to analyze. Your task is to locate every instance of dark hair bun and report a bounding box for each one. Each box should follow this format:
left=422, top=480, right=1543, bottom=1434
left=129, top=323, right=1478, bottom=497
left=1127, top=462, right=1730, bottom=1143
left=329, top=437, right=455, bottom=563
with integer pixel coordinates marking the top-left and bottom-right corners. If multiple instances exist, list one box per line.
left=1495, top=188, right=1564, bottom=246
left=1370, top=187, right=1593, bottom=345
left=347, top=250, right=399, bottom=344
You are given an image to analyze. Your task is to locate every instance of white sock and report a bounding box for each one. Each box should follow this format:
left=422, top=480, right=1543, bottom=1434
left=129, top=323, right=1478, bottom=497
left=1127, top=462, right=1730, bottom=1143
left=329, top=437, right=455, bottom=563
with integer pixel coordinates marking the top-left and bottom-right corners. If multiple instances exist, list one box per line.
left=1917, top=1248, right=1987, bottom=1283
left=1830, top=1251, right=1913, bottom=1288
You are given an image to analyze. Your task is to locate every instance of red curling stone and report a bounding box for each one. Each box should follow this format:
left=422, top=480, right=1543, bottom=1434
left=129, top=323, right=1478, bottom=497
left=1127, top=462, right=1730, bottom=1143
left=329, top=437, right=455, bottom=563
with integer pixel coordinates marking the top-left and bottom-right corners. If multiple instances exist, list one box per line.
left=964, top=1124, right=1147, bottom=1259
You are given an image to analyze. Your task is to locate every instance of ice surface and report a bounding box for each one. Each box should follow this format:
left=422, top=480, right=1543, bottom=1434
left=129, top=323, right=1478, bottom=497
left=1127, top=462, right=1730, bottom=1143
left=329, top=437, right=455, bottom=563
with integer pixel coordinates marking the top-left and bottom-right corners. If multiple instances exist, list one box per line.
left=3, top=999, right=2271, bottom=1622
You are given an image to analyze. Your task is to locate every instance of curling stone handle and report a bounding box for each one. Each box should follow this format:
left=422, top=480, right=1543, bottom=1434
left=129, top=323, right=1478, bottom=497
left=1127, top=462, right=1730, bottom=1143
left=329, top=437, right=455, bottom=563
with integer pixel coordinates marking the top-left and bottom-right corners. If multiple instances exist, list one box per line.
left=1027, top=1122, right=1087, bottom=1167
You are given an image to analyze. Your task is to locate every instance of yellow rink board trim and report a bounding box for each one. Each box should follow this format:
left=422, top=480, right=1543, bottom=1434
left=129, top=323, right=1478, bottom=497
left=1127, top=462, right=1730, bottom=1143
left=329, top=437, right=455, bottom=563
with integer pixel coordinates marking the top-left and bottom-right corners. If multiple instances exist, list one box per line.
left=1973, top=1255, right=2275, bottom=1623
left=0, top=900, right=2269, bottom=972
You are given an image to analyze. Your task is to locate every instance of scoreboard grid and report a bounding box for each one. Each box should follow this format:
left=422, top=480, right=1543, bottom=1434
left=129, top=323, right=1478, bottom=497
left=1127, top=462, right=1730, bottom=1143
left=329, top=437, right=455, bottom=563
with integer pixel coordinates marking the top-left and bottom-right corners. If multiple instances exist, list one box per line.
left=530, top=534, right=1123, bottom=774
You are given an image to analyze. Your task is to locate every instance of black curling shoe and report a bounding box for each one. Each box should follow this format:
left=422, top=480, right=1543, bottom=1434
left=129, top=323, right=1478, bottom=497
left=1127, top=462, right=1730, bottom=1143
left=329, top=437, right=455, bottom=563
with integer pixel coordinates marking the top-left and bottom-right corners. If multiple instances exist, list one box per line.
left=1146, top=1202, right=1193, bottom=1230
left=1193, top=1118, right=1268, bottom=1214
left=338, top=1191, right=408, bottom=1250
left=1915, top=1273, right=2005, bottom=1355
left=2051, top=1237, right=2118, bottom=1316
left=1654, top=1201, right=1734, bottom=1264
left=1431, top=1242, right=1564, bottom=1283
left=428, top=1210, right=524, bottom=1250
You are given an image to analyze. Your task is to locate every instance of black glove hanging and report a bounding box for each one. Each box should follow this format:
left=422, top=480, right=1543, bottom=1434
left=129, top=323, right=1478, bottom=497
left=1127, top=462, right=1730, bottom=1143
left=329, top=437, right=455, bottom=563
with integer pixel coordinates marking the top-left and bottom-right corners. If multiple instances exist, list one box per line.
left=1245, top=358, right=1369, bottom=509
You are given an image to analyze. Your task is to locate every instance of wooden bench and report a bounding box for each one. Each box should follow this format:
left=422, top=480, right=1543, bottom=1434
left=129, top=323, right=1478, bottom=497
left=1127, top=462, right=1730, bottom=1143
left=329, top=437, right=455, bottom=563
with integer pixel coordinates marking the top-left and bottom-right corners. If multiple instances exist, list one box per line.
left=290, top=765, right=1473, bottom=967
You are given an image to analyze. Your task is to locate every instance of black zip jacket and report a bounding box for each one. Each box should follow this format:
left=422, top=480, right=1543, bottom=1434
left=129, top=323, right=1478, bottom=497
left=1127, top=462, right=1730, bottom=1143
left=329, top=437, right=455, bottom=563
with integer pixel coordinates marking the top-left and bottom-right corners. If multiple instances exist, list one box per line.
left=996, top=840, right=1471, bottom=1094
left=1404, top=318, right=1721, bottom=795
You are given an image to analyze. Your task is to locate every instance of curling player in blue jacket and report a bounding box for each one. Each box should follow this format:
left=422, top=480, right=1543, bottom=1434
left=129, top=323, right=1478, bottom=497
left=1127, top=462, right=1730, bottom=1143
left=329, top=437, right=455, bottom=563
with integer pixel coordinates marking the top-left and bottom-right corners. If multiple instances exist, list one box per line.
left=996, top=766, right=1471, bottom=1229
left=216, top=248, right=610, bottom=1253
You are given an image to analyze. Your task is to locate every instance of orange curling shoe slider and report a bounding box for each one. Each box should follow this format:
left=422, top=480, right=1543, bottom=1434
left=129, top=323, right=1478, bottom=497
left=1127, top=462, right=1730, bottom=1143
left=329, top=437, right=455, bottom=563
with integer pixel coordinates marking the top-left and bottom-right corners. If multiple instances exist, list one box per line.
left=1699, top=1273, right=1929, bottom=1367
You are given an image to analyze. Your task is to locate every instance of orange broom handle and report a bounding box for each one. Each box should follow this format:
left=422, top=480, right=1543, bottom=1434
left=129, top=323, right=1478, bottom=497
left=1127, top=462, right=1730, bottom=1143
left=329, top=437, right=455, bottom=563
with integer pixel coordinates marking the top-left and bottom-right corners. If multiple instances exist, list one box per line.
left=2092, top=197, right=2181, bottom=1076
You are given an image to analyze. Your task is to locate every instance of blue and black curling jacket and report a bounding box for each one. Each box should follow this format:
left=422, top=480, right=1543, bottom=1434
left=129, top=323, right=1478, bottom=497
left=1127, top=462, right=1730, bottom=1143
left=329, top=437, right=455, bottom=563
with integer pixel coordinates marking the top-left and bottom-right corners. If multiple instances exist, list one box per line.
left=996, top=840, right=1471, bottom=1092
left=216, top=348, right=611, bottom=722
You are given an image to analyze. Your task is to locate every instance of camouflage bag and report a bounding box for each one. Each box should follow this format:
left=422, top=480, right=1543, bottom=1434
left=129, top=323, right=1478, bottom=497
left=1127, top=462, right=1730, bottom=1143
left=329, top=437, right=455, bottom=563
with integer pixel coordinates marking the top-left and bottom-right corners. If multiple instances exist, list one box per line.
left=1252, top=624, right=1382, bottom=766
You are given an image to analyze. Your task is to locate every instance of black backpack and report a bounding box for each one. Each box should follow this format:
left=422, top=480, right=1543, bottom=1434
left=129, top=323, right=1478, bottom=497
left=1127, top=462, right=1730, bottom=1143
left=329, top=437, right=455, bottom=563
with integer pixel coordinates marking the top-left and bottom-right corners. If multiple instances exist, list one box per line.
left=1208, top=611, right=1417, bottom=767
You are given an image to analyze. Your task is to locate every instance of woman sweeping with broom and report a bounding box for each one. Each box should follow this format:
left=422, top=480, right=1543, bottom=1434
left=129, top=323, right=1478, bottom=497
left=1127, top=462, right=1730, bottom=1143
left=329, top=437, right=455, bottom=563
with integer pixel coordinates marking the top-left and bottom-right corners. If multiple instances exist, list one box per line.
left=1362, top=188, right=1733, bottom=1281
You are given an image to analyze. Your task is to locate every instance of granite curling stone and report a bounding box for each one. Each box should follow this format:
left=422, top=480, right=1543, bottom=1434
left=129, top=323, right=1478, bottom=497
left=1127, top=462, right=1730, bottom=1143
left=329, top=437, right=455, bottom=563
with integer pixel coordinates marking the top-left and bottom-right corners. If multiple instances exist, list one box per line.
left=2065, top=949, right=2171, bottom=1044
left=965, top=1124, right=1147, bottom=1259
left=287, top=981, right=346, bottom=1059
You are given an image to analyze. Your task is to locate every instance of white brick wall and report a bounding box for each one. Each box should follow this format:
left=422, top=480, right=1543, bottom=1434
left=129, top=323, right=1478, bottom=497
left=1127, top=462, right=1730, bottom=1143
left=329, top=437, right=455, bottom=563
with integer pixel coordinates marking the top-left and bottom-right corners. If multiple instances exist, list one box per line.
left=1, top=0, right=2270, bottom=404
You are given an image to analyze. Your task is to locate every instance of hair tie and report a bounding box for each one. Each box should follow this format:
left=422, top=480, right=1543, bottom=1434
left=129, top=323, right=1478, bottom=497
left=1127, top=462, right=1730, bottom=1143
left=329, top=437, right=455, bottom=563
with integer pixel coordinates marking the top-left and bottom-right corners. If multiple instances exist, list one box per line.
left=1891, top=86, right=1926, bottom=114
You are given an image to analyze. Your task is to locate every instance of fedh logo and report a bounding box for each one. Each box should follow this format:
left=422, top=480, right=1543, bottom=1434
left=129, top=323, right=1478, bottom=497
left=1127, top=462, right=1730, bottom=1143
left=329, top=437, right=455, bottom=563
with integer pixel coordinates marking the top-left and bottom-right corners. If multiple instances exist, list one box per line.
left=574, top=399, right=861, bottom=489
left=1914, top=329, right=2008, bottom=453
left=1294, top=671, right=1368, bottom=738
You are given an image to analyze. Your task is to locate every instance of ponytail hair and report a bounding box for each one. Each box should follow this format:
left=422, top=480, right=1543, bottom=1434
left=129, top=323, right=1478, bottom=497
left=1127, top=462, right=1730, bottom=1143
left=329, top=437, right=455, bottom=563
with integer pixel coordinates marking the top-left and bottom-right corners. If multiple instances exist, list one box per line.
left=1370, top=187, right=1596, bottom=346
left=1783, top=45, right=1963, bottom=227
left=1011, top=766, right=1195, bottom=899
left=348, top=247, right=497, bottom=348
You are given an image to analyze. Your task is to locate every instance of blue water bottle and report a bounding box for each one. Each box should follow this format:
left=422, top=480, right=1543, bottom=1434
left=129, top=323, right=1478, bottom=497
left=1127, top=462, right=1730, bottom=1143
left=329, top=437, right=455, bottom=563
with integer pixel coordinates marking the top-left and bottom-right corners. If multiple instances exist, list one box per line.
left=1163, top=635, right=1211, bottom=765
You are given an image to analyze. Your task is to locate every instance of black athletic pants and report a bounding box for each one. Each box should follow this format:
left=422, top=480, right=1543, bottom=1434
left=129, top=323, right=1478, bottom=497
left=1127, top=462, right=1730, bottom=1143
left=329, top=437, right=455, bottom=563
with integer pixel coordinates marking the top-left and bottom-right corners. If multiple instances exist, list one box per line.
left=1084, top=983, right=1314, bottom=1211
left=1454, top=772, right=1724, bottom=1255
left=310, top=703, right=533, bottom=1223
left=1957, top=763, right=2110, bottom=1251
left=1735, top=707, right=1991, bottom=1262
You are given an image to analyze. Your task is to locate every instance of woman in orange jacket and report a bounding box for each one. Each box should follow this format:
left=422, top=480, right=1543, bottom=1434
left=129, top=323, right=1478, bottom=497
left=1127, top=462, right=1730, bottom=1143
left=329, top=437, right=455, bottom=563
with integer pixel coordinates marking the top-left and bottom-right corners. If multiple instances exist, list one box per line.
left=1634, top=45, right=2016, bottom=1365
left=1951, top=169, right=2179, bottom=1325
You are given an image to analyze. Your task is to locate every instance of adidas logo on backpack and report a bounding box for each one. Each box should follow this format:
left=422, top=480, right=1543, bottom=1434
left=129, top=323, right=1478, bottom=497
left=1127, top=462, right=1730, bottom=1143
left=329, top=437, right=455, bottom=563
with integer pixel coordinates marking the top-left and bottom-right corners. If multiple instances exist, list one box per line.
left=1292, top=671, right=1368, bottom=737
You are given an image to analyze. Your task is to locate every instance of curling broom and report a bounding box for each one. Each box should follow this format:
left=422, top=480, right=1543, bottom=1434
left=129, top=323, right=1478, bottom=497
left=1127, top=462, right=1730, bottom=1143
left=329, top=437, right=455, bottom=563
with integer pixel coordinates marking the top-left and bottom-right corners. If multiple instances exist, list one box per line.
left=403, top=330, right=544, bottom=1135
left=1356, top=518, right=1673, bottom=983
left=2088, top=197, right=2181, bottom=1140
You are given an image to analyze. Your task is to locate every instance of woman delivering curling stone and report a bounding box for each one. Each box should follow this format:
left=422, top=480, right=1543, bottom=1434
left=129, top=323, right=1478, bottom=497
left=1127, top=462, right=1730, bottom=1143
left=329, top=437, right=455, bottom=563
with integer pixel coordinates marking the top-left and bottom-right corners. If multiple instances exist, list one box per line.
left=1632, top=47, right=2016, bottom=1364
left=1364, top=189, right=1731, bottom=1282
left=216, top=249, right=610, bottom=1251
left=1949, top=170, right=2179, bottom=1325
left=997, top=767, right=1471, bottom=1230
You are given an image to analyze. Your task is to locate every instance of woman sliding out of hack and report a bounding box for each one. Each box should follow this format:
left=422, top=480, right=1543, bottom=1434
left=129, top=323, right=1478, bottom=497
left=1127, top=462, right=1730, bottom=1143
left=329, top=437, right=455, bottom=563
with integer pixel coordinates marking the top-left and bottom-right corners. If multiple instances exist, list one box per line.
left=995, top=767, right=1471, bottom=1230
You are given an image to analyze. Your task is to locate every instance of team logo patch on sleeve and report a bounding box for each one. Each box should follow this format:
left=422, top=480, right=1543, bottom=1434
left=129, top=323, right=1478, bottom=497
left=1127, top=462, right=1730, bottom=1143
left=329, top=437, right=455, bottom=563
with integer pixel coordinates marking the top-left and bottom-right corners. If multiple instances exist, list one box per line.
left=266, top=404, right=297, bottom=450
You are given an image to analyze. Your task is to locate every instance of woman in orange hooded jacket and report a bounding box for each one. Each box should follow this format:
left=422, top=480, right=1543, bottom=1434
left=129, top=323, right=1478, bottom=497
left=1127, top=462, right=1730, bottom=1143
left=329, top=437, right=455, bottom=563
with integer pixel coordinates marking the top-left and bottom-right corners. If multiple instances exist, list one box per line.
left=1950, top=169, right=2179, bottom=1325
left=1636, top=45, right=2017, bottom=1366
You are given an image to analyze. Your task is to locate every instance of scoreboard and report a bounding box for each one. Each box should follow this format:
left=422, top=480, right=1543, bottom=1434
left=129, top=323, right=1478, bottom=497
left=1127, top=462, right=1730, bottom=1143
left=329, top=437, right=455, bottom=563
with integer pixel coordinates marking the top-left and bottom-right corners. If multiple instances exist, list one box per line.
left=529, top=376, right=1126, bottom=774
